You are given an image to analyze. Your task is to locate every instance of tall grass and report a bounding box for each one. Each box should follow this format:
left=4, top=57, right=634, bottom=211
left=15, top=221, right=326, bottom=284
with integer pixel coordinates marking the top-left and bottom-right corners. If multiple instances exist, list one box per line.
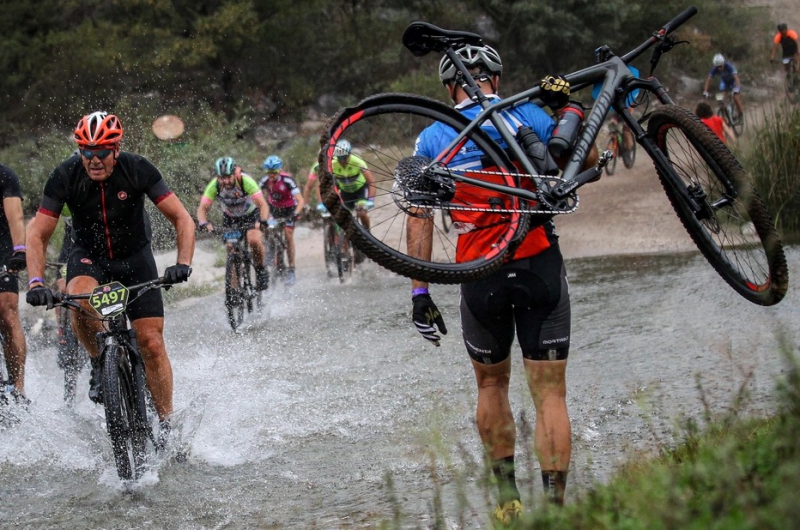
left=743, top=103, right=800, bottom=238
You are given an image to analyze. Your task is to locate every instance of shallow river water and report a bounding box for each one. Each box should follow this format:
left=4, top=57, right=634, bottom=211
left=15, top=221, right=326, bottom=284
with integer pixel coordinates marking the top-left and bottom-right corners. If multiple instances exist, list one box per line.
left=1, top=245, right=797, bottom=528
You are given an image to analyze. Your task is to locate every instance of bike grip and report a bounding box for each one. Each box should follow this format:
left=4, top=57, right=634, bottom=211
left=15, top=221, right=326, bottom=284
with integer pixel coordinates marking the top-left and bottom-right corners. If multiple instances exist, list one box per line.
left=663, top=6, right=697, bottom=34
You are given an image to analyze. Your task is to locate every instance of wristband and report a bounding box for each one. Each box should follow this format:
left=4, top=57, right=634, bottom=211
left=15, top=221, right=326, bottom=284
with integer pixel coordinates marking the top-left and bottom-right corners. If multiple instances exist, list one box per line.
left=28, top=277, right=44, bottom=287
left=198, top=221, right=208, bottom=227
left=412, top=287, right=429, bottom=297
left=13, top=245, right=25, bottom=251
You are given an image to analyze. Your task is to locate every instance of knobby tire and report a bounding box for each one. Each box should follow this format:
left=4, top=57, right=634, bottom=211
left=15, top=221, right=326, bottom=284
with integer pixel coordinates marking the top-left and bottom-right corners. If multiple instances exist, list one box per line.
left=647, top=105, right=788, bottom=306
left=102, top=345, right=149, bottom=480
left=319, top=93, right=528, bottom=284
left=225, top=254, right=245, bottom=331
left=604, top=137, right=618, bottom=176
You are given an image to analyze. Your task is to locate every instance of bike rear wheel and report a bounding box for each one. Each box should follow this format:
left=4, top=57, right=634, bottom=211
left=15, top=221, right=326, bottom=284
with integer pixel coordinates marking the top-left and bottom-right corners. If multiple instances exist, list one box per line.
left=604, top=137, right=618, bottom=175
left=647, top=105, right=788, bottom=306
left=102, top=345, right=149, bottom=480
left=225, top=255, right=245, bottom=331
left=319, top=93, right=527, bottom=284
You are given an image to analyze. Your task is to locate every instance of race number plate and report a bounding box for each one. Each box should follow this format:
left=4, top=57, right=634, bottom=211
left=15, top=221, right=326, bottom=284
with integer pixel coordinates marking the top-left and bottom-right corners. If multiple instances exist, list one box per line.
left=90, top=281, right=129, bottom=317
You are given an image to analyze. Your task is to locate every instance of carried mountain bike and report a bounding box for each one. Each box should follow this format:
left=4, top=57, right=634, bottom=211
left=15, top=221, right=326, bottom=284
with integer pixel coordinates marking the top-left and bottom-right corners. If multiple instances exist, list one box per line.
left=50, top=278, right=171, bottom=480
left=604, top=118, right=636, bottom=175
left=264, top=219, right=290, bottom=284
left=46, top=262, right=89, bottom=406
left=220, top=229, right=262, bottom=331
left=318, top=6, right=788, bottom=306
left=714, top=90, right=744, bottom=135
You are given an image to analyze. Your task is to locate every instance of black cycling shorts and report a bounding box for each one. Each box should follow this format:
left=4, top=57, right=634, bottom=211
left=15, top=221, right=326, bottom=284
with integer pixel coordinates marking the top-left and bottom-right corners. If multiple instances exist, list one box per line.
left=67, top=243, right=164, bottom=320
left=460, top=245, right=571, bottom=364
left=222, top=210, right=259, bottom=232
left=269, top=206, right=296, bottom=228
left=0, top=269, right=19, bottom=294
left=339, top=186, right=369, bottom=211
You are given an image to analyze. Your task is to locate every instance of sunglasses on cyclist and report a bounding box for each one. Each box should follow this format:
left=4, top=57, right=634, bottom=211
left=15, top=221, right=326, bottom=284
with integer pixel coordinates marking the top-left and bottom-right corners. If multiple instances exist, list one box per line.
left=80, top=147, right=114, bottom=160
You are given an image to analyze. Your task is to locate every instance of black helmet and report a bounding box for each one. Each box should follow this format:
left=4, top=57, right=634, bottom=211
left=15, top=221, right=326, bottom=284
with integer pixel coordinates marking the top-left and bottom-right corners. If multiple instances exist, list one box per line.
left=778, top=23, right=788, bottom=32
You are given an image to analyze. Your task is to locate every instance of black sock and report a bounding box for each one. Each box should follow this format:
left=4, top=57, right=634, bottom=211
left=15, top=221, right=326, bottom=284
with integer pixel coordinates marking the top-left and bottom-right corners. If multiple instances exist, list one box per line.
left=491, top=456, right=520, bottom=504
left=541, top=470, right=567, bottom=505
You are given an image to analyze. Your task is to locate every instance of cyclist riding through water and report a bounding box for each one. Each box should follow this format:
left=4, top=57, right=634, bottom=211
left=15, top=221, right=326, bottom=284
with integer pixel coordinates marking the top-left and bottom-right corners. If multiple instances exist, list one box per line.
left=406, top=43, right=597, bottom=524
left=259, top=155, right=305, bottom=286
left=770, top=23, right=800, bottom=74
left=0, top=162, right=28, bottom=406
left=703, top=53, right=744, bottom=117
left=329, top=140, right=376, bottom=231
left=25, top=111, right=195, bottom=440
left=197, top=156, right=271, bottom=290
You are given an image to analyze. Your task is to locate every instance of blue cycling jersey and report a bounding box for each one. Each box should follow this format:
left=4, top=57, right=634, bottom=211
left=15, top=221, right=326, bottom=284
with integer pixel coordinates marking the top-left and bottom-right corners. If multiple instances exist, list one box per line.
left=708, top=63, right=738, bottom=88
left=414, top=95, right=555, bottom=169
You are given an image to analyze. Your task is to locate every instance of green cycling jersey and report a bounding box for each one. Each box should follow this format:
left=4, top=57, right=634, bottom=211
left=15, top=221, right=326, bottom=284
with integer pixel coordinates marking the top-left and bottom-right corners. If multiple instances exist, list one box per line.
left=331, top=154, right=369, bottom=193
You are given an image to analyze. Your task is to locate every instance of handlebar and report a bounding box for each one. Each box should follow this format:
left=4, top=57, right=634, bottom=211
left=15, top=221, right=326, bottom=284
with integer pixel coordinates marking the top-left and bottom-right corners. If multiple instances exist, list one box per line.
left=620, top=5, right=697, bottom=64
left=51, top=276, right=171, bottom=306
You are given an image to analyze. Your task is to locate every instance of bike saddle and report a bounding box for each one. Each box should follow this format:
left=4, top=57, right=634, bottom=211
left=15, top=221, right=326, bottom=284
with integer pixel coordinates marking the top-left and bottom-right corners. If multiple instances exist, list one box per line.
left=402, top=22, right=483, bottom=57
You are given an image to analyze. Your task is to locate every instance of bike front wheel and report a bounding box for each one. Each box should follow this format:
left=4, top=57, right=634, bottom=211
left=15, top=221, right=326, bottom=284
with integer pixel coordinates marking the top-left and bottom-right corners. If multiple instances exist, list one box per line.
left=319, top=93, right=527, bottom=284
left=604, top=137, right=618, bottom=175
left=621, top=138, right=637, bottom=169
left=225, top=255, right=245, bottom=331
left=102, top=345, right=149, bottom=480
left=647, top=105, right=788, bottom=306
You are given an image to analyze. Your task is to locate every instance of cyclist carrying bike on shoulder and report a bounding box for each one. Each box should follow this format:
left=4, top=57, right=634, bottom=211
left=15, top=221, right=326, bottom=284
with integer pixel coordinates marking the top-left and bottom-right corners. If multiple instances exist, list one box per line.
left=770, top=23, right=800, bottom=74
left=330, top=140, right=376, bottom=231
left=25, top=111, right=195, bottom=436
left=259, top=155, right=305, bottom=286
left=703, top=53, right=744, bottom=117
left=197, top=157, right=271, bottom=291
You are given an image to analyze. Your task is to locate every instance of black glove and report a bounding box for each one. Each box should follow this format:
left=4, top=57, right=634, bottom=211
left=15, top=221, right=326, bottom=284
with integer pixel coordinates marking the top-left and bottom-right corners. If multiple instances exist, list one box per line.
left=26, top=286, right=54, bottom=308
left=7, top=250, right=26, bottom=273
left=412, top=294, right=447, bottom=346
left=539, top=75, right=571, bottom=110
left=163, top=264, right=192, bottom=284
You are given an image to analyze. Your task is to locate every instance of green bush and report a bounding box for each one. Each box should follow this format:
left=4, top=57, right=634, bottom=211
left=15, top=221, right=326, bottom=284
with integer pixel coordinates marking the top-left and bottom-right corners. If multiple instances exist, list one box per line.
left=743, top=103, right=800, bottom=238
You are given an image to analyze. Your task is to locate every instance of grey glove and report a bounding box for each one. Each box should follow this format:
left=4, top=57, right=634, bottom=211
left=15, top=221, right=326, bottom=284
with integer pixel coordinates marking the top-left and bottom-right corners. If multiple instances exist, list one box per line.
left=412, top=293, right=447, bottom=346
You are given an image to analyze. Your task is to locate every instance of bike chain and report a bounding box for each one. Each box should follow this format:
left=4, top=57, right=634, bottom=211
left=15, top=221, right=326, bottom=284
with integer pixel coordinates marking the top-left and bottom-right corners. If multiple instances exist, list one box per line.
left=395, top=170, right=580, bottom=215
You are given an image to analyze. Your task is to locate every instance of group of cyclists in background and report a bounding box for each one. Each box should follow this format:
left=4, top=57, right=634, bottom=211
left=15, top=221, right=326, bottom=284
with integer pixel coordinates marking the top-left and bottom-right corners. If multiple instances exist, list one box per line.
left=606, top=22, right=800, bottom=157
left=196, top=137, right=376, bottom=293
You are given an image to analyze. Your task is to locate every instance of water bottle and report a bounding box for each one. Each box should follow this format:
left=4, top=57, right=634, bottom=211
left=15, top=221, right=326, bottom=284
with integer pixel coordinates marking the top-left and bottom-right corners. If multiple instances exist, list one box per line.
left=548, top=103, right=585, bottom=159
left=516, top=126, right=559, bottom=176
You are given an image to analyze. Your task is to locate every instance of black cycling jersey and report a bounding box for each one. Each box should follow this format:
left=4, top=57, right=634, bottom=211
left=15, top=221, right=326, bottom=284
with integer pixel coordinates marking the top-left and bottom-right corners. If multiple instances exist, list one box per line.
left=38, top=153, right=172, bottom=260
left=0, top=163, right=23, bottom=262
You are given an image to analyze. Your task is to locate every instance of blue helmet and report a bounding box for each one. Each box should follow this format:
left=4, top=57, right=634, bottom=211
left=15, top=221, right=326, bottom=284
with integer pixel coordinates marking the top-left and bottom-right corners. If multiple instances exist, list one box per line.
left=215, top=156, right=236, bottom=177
left=263, top=155, right=283, bottom=171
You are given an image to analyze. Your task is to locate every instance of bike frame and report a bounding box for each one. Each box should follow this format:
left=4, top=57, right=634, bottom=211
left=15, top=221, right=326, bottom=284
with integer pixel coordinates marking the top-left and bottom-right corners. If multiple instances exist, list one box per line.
left=424, top=7, right=703, bottom=211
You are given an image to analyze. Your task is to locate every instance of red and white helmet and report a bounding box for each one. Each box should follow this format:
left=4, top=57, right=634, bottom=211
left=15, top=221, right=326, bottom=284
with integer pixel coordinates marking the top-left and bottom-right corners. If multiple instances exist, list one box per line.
left=73, top=111, right=124, bottom=147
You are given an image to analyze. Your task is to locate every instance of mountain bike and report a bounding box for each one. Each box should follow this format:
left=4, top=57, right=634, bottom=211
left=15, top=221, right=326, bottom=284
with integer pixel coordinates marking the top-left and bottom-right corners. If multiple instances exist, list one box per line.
left=46, top=261, right=89, bottom=406
left=220, top=229, right=261, bottom=331
left=714, top=90, right=744, bottom=135
left=604, top=118, right=636, bottom=175
left=49, top=278, right=171, bottom=480
left=318, top=6, right=788, bottom=306
left=780, top=56, right=799, bottom=104
left=321, top=210, right=353, bottom=281
left=264, top=219, right=290, bottom=284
